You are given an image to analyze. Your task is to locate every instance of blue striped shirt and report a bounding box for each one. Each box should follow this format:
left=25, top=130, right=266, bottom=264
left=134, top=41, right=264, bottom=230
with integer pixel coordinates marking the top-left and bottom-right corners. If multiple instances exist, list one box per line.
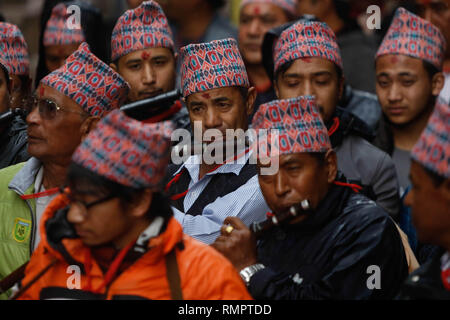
left=170, top=151, right=270, bottom=244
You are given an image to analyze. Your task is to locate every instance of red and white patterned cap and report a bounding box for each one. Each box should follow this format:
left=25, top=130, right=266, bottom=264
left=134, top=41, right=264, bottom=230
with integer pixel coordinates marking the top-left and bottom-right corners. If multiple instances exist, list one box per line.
left=376, top=7, right=446, bottom=70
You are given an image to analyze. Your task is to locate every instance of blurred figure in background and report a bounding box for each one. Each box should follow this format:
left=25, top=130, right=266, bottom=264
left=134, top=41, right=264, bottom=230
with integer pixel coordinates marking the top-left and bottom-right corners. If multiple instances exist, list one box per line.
left=0, top=22, right=32, bottom=111
left=297, top=0, right=378, bottom=93
left=0, top=52, right=29, bottom=169
left=415, top=0, right=450, bottom=103
left=35, top=0, right=107, bottom=86
left=398, top=98, right=450, bottom=299
left=238, top=0, right=298, bottom=123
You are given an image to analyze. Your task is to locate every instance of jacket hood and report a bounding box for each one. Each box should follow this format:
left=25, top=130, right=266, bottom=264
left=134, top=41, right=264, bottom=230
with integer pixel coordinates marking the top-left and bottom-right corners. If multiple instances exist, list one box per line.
left=38, top=193, right=183, bottom=271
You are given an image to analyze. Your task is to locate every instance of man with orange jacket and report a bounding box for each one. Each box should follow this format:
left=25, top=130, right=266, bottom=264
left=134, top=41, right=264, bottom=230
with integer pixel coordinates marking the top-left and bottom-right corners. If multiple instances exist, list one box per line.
left=17, top=109, right=252, bottom=300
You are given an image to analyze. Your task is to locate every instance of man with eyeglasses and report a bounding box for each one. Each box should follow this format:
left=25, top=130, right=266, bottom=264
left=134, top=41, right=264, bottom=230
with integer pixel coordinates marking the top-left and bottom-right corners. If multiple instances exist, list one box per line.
left=0, top=42, right=129, bottom=300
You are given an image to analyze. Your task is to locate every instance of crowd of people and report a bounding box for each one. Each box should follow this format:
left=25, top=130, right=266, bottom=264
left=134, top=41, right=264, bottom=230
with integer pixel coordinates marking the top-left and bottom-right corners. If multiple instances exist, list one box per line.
left=0, top=0, right=448, bottom=300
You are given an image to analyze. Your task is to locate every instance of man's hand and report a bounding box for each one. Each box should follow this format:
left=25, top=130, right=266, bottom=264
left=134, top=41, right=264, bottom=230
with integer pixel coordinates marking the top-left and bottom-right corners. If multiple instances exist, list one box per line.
left=211, top=216, right=258, bottom=272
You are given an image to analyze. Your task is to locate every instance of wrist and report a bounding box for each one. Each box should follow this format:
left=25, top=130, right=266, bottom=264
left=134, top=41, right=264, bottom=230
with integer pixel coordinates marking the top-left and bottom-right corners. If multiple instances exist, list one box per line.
left=239, top=263, right=265, bottom=286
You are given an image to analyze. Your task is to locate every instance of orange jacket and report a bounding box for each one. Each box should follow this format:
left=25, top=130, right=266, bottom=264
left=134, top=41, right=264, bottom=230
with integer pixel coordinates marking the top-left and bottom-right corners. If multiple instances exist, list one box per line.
left=18, top=194, right=252, bottom=300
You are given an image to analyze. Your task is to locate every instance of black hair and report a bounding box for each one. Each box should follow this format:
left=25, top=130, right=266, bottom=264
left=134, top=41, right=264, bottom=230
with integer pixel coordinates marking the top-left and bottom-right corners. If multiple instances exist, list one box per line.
left=66, top=162, right=173, bottom=222
left=275, top=60, right=344, bottom=86
left=209, top=0, right=226, bottom=10
left=0, top=12, right=5, bottom=22
left=310, top=152, right=327, bottom=166
left=35, top=0, right=108, bottom=87
left=0, top=63, right=10, bottom=90
left=422, top=60, right=440, bottom=79
left=424, top=166, right=446, bottom=187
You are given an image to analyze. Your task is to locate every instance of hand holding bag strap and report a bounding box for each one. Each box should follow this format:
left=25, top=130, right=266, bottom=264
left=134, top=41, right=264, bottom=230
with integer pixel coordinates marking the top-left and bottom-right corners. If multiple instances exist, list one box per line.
left=165, top=248, right=183, bottom=300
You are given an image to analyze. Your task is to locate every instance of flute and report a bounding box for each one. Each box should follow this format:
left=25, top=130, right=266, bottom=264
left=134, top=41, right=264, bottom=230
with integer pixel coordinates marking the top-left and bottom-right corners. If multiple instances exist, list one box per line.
left=250, top=199, right=311, bottom=239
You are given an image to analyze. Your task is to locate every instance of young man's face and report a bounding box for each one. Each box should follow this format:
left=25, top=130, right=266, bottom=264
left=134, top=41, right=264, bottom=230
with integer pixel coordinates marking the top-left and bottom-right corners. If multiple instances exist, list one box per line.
left=0, top=67, right=9, bottom=114
left=405, top=161, right=450, bottom=246
left=376, top=54, right=442, bottom=126
left=185, top=86, right=256, bottom=141
left=113, top=47, right=176, bottom=103
left=297, top=0, right=328, bottom=20
left=67, top=193, right=136, bottom=248
left=275, top=57, right=343, bottom=122
left=258, top=151, right=337, bottom=222
left=238, top=3, right=290, bottom=65
left=45, top=43, right=81, bottom=72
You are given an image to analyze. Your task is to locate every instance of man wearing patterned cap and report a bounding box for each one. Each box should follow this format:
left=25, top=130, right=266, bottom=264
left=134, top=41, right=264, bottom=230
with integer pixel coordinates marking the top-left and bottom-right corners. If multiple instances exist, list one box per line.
left=397, top=98, right=450, bottom=299
left=164, top=38, right=269, bottom=245
left=15, top=109, right=251, bottom=300
left=0, top=47, right=29, bottom=170
left=42, top=2, right=86, bottom=73
left=374, top=7, right=446, bottom=195
left=0, top=22, right=31, bottom=110
left=212, top=96, right=408, bottom=299
left=110, top=0, right=189, bottom=129
left=238, top=0, right=298, bottom=120
left=271, top=19, right=401, bottom=219
left=0, top=43, right=129, bottom=300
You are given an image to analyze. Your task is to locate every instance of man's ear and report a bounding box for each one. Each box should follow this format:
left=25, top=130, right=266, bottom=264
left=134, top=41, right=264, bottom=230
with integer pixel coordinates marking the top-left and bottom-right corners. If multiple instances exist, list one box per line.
left=129, top=188, right=153, bottom=219
left=246, top=86, right=257, bottom=116
left=431, top=72, right=445, bottom=96
left=80, top=116, right=101, bottom=140
left=324, top=149, right=338, bottom=183
left=110, top=62, right=118, bottom=73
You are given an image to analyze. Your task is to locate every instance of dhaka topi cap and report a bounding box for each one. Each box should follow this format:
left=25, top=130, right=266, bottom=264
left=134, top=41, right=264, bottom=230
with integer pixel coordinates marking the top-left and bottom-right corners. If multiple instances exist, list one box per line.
left=376, top=7, right=446, bottom=70
left=0, top=22, right=30, bottom=76
left=43, top=2, right=86, bottom=47
left=40, top=42, right=130, bottom=117
left=273, top=20, right=343, bottom=75
left=411, top=98, right=449, bottom=178
left=180, top=38, right=249, bottom=98
left=252, top=95, right=331, bottom=159
left=240, top=0, right=298, bottom=17
left=72, top=109, right=174, bottom=189
left=111, top=0, right=174, bottom=62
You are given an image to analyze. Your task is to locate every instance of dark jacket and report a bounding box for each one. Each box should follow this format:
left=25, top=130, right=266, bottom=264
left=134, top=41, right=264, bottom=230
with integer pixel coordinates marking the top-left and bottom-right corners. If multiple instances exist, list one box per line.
left=372, top=114, right=394, bottom=155
left=340, top=84, right=382, bottom=132
left=328, top=108, right=400, bottom=220
left=248, top=176, right=408, bottom=300
left=397, top=249, right=450, bottom=300
left=0, top=116, right=29, bottom=169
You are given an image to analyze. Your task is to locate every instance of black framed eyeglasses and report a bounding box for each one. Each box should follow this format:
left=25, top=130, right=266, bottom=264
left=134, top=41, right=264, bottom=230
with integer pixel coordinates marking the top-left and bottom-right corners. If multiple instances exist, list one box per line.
left=28, top=95, right=87, bottom=120
left=60, top=188, right=117, bottom=214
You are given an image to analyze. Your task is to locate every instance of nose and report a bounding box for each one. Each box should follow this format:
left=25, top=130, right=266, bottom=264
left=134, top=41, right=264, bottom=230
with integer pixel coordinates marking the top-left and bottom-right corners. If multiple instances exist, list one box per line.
left=142, top=64, right=156, bottom=85
left=387, top=82, right=402, bottom=103
left=67, top=203, right=86, bottom=224
left=248, top=19, right=262, bottom=36
left=26, top=103, right=41, bottom=126
left=274, top=171, right=290, bottom=198
left=203, top=107, right=222, bottom=130
left=404, top=189, right=413, bottom=208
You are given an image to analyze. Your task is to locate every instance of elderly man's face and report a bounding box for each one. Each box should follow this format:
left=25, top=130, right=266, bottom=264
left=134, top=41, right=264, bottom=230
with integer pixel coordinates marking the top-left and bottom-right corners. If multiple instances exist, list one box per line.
left=258, top=151, right=337, bottom=222
left=185, top=86, right=256, bottom=141
left=26, top=84, right=88, bottom=165
left=238, top=3, right=290, bottom=65
left=404, top=161, right=450, bottom=246
left=0, top=67, right=9, bottom=114
left=275, top=57, right=343, bottom=123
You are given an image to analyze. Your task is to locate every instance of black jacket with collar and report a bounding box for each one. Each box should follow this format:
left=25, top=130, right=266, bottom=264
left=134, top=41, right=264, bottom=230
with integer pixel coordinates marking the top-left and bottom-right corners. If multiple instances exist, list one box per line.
left=248, top=175, right=408, bottom=300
